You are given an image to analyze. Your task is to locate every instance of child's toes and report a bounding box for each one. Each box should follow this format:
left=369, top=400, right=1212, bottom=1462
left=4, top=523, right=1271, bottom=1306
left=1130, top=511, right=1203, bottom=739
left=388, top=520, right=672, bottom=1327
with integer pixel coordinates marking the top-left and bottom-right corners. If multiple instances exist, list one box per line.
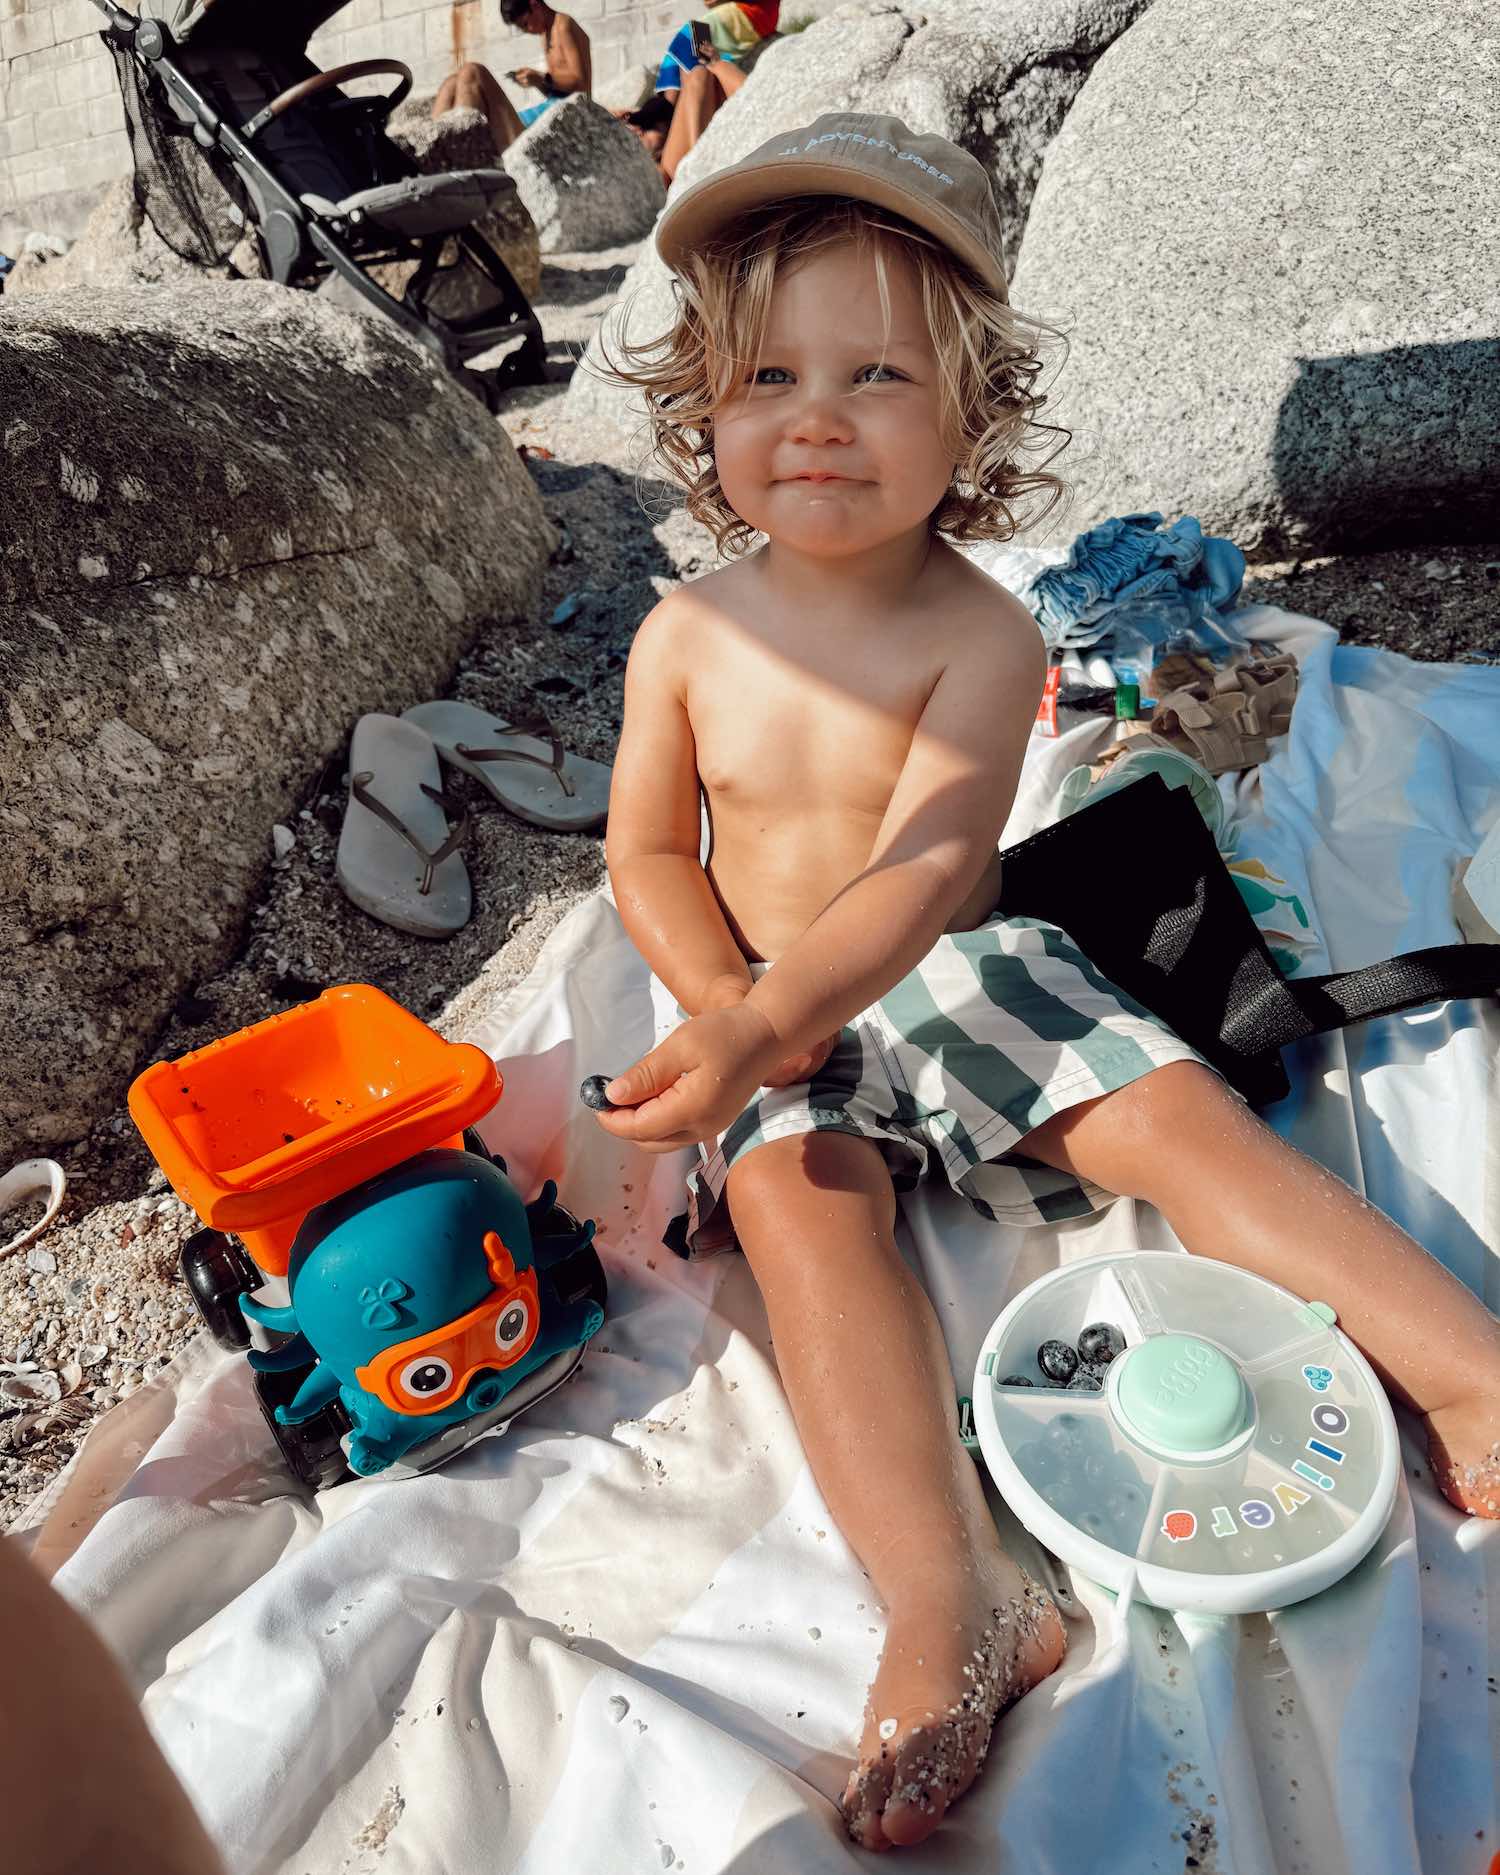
left=1423, top=1413, right=1500, bottom=1518
left=879, top=1714, right=989, bottom=1848
left=841, top=1757, right=895, bottom=1852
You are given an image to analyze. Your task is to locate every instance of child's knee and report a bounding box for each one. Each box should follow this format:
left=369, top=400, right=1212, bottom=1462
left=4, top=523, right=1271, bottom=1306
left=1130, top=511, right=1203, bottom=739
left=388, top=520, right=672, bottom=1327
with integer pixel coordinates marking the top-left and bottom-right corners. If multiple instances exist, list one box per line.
left=725, top=1131, right=896, bottom=1267
left=1035, top=1061, right=1237, bottom=1204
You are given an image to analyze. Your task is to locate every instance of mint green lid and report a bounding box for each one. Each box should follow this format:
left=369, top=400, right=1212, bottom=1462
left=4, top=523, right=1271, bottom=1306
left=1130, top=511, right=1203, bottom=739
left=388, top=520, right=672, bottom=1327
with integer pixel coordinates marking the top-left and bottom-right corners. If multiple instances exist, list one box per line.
left=1113, top=1334, right=1248, bottom=1455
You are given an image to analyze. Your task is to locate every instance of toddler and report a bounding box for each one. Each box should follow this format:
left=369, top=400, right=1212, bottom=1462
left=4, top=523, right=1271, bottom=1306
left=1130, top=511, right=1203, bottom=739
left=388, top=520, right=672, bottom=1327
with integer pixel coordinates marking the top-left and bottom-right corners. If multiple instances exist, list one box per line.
left=591, top=113, right=1500, bottom=1851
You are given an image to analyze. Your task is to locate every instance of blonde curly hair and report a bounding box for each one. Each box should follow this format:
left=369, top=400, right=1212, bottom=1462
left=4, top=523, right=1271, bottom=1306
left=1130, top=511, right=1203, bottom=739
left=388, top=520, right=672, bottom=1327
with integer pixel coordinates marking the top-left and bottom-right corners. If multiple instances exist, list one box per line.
left=595, top=193, right=1070, bottom=558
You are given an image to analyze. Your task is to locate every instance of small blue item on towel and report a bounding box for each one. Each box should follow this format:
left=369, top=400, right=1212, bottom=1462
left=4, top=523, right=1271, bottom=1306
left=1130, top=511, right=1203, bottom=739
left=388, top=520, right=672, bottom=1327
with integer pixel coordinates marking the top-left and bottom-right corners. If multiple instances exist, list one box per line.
left=518, top=93, right=560, bottom=127
left=1027, top=513, right=1247, bottom=648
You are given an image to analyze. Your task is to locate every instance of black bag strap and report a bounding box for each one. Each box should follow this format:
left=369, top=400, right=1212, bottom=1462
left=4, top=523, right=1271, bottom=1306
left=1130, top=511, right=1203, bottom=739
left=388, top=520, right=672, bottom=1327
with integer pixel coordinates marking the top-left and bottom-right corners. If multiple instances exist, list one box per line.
left=1290, top=946, right=1500, bottom=1034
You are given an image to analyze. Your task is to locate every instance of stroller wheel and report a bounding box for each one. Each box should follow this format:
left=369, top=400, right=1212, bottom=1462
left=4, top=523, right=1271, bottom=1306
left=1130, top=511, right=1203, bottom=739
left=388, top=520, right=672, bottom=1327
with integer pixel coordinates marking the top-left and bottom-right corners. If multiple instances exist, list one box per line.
left=182, top=1228, right=260, bottom=1351
left=251, top=1365, right=352, bottom=1492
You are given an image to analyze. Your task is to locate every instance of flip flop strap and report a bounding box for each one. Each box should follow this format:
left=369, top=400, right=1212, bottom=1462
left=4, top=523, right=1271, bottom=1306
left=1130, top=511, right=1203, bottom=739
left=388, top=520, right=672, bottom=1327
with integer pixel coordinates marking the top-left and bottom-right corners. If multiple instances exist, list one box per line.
left=456, top=718, right=577, bottom=798
left=351, top=773, right=467, bottom=896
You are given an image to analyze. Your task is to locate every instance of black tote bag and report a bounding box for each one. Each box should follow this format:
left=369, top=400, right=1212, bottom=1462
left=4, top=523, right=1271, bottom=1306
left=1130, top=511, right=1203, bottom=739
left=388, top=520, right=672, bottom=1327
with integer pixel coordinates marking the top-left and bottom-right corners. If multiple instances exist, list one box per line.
left=994, top=773, right=1500, bottom=1107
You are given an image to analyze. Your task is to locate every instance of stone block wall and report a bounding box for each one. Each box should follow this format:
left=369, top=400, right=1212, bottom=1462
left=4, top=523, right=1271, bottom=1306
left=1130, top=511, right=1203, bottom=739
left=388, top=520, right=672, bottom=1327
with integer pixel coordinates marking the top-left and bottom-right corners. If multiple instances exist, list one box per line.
left=0, top=0, right=684, bottom=251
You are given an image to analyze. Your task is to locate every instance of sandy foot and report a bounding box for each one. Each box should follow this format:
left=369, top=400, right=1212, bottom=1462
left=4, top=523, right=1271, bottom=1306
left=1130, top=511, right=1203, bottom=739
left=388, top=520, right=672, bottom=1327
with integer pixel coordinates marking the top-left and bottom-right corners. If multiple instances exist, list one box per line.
left=1424, top=1401, right=1500, bottom=1518
left=841, top=1565, right=1065, bottom=1852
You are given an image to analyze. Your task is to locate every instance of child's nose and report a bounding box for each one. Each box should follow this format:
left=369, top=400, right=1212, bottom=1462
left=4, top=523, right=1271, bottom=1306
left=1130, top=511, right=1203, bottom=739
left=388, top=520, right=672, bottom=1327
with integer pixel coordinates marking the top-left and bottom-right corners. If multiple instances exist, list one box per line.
left=785, top=386, right=856, bottom=446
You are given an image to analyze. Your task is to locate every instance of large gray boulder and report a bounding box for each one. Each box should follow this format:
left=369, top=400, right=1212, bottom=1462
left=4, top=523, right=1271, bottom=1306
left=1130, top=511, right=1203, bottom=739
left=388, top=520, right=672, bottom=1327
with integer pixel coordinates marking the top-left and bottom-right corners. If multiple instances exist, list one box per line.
left=567, top=0, right=1151, bottom=434
left=503, top=95, right=666, bottom=253
left=1011, top=0, right=1500, bottom=557
left=6, top=180, right=258, bottom=296
left=0, top=283, right=552, bottom=1157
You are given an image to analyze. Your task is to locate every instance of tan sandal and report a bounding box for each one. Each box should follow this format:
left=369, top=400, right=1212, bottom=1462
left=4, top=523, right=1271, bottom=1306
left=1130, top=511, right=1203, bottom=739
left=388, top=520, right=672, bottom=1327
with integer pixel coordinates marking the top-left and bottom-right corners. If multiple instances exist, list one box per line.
left=1148, top=653, right=1299, bottom=775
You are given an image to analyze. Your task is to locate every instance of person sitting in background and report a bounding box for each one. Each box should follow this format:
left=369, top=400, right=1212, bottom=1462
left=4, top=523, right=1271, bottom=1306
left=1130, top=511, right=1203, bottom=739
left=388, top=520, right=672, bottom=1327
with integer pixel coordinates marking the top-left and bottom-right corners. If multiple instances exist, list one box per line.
left=656, top=45, right=749, bottom=183
left=655, top=0, right=778, bottom=93
left=434, top=0, right=592, bottom=155
left=616, top=2, right=775, bottom=182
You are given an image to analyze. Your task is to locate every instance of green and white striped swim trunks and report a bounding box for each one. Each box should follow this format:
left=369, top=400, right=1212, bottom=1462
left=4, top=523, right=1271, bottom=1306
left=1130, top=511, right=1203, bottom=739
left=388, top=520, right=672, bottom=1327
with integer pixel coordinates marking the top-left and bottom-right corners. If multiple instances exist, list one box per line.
left=651, top=916, right=1206, bottom=1256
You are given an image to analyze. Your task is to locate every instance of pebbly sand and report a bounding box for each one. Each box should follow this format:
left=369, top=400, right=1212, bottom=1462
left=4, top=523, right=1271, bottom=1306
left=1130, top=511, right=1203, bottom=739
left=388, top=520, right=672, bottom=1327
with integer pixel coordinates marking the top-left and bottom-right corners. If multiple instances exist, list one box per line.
left=1, top=231, right=1496, bottom=1529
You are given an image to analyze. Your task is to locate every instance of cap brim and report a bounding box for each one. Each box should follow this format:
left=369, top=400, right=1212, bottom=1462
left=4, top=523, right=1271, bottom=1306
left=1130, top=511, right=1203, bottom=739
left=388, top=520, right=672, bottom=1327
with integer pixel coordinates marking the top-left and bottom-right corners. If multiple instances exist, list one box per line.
left=656, top=158, right=1009, bottom=301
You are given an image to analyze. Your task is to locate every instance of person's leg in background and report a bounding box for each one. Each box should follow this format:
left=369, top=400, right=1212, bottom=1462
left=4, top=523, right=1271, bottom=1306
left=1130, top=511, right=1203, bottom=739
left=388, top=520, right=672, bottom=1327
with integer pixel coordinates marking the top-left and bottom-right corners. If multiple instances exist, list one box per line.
left=1, top=1535, right=225, bottom=1875
left=433, top=61, right=525, bottom=154
left=660, top=57, right=747, bottom=183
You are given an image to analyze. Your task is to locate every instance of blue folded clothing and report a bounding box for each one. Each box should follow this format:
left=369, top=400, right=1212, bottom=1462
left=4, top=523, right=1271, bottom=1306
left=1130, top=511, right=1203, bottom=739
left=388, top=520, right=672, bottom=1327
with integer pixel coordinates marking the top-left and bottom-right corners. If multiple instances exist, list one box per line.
left=1027, top=513, right=1247, bottom=647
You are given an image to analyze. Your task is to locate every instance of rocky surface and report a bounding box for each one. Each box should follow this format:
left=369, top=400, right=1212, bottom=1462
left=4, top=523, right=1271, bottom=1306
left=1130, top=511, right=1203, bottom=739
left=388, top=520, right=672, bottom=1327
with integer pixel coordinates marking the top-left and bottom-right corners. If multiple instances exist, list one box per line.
left=386, top=99, right=543, bottom=300
left=1011, top=0, right=1500, bottom=556
left=0, top=239, right=715, bottom=1532
left=503, top=94, right=666, bottom=254
left=567, top=0, right=1153, bottom=436
left=5, top=179, right=217, bottom=296
left=0, top=281, right=551, bottom=1161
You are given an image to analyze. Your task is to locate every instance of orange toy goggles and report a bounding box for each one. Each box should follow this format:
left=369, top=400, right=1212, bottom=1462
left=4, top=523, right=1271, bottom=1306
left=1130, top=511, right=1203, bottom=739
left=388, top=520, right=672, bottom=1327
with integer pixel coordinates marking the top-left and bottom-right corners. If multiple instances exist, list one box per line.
left=355, top=1231, right=540, bottom=1416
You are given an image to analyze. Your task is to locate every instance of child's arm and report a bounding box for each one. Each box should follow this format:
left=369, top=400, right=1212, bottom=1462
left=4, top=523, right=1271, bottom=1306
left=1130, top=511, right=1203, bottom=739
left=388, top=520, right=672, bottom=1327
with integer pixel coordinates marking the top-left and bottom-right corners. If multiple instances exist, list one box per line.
left=606, top=600, right=755, bottom=1016
left=598, top=600, right=1046, bottom=1147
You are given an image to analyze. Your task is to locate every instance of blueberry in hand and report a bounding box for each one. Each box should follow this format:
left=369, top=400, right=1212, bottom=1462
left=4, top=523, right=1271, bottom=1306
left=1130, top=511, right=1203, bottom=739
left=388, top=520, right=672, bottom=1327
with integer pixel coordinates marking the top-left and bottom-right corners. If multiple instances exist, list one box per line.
left=999, top=1374, right=1035, bottom=1387
left=579, top=1074, right=617, bottom=1112
left=1067, top=1361, right=1108, bottom=1392
left=1037, top=1339, right=1079, bottom=1385
left=1076, top=1321, right=1126, bottom=1367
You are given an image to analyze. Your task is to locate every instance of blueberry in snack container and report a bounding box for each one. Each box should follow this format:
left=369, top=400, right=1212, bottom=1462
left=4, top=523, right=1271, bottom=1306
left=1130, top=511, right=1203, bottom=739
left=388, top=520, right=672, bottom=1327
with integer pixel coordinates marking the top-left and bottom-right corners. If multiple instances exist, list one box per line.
left=128, top=985, right=606, bottom=1488
left=972, top=1251, right=1399, bottom=1614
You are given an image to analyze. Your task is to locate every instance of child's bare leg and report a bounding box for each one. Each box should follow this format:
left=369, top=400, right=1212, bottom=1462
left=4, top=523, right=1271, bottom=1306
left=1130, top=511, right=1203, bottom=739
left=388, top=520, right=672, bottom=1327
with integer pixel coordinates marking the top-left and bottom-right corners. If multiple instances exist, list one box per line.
left=1025, top=1061, right=1500, bottom=1516
left=723, top=1132, right=1065, bottom=1851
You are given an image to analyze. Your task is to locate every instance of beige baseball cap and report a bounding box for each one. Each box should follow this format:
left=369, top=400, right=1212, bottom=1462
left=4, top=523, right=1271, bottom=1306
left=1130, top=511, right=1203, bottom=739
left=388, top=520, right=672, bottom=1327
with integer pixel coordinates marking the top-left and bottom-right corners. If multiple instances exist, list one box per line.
left=655, top=111, right=1008, bottom=301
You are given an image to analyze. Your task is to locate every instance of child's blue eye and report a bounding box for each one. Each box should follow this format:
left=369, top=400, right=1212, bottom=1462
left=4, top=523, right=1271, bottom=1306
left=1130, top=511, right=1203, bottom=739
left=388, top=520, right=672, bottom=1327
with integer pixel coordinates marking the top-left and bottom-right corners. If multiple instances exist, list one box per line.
left=856, top=364, right=903, bottom=382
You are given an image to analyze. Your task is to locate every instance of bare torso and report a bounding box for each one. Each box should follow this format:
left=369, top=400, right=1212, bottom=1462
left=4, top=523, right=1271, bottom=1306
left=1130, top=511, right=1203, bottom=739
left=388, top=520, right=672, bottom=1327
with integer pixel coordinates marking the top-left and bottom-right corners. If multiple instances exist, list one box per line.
left=680, top=544, right=1029, bottom=962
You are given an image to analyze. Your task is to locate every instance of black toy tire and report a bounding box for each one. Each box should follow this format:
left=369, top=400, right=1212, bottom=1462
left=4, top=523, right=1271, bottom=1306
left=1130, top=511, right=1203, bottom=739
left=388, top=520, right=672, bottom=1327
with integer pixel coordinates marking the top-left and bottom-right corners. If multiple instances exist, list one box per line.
left=462, top=1128, right=507, bottom=1174
left=181, top=1228, right=260, bottom=1351
left=252, top=1365, right=351, bottom=1491
left=532, top=1198, right=608, bottom=1315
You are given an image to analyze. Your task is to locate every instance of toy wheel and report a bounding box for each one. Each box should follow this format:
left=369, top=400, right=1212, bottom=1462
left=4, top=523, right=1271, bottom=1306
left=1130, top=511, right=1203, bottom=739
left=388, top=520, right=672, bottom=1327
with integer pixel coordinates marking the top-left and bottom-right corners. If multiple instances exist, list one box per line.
left=533, top=1199, right=607, bottom=1314
left=252, top=1365, right=351, bottom=1491
left=462, top=1128, right=506, bottom=1172
left=181, top=1228, right=260, bottom=1351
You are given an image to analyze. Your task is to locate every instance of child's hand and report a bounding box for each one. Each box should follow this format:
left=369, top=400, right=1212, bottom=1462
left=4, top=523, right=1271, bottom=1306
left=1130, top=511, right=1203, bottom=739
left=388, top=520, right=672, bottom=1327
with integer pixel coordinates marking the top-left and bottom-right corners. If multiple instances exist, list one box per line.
left=679, top=978, right=835, bottom=1087
left=761, top=1035, right=838, bottom=1087
left=592, top=1004, right=781, bottom=1151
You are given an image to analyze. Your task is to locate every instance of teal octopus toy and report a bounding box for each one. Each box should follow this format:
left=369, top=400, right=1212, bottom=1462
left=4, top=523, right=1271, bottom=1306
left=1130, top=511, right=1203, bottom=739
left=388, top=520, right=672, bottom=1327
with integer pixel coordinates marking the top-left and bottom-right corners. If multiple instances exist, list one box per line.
left=242, top=1148, right=605, bottom=1477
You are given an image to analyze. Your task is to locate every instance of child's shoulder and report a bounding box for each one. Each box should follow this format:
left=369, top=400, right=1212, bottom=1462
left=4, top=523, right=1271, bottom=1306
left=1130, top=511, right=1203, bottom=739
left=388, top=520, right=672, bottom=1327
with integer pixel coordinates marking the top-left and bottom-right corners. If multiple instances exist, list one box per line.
left=626, top=564, right=739, bottom=677
left=929, top=541, right=1047, bottom=675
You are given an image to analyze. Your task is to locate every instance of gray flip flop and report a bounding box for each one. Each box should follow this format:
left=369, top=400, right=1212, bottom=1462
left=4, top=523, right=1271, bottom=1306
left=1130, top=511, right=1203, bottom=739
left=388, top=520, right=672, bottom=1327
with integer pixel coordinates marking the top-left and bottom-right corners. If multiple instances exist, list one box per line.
left=336, top=714, right=472, bottom=938
left=402, top=700, right=610, bottom=832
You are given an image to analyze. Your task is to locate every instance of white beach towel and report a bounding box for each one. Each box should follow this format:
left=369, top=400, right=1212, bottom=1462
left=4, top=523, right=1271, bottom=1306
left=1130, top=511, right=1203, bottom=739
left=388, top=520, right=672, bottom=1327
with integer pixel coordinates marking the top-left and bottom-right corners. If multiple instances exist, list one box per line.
left=19, top=604, right=1499, bottom=1875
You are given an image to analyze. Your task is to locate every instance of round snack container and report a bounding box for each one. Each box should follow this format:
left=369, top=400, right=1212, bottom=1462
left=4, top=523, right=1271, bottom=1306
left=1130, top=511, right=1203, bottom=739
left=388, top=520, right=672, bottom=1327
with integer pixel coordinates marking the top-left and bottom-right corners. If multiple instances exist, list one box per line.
left=971, top=1252, right=1400, bottom=1615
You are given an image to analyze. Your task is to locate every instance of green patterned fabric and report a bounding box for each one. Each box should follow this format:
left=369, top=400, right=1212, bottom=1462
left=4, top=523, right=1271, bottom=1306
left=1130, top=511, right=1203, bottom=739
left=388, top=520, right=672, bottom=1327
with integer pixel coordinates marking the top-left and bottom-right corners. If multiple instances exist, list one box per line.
left=649, top=917, right=1207, bottom=1256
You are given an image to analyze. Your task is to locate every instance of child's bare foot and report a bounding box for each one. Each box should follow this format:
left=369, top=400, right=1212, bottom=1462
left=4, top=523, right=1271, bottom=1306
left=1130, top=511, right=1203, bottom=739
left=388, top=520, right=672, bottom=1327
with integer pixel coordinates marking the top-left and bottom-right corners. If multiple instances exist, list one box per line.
left=1424, top=1399, right=1500, bottom=1517
left=841, top=1562, right=1064, bottom=1851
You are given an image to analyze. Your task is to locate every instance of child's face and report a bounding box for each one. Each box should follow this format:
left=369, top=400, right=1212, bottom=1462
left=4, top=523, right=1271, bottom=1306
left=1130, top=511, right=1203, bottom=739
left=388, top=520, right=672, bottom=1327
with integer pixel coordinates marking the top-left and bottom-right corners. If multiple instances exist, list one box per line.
left=712, top=237, right=954, bottom=560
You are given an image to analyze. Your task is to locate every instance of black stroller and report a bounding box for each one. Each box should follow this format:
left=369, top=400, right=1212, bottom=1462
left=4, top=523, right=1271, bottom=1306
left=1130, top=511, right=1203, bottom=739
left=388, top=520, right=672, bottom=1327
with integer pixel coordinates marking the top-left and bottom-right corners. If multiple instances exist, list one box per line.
left=89, top=0, right=547, bottom=405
